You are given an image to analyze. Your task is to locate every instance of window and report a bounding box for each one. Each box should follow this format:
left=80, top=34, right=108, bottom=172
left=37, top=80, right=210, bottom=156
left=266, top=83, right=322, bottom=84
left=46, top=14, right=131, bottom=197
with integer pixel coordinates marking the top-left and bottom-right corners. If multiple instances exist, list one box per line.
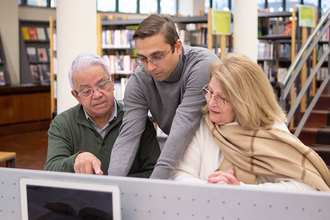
left=286, top=0, right=300, bottom=12
left=119, top=0, right=137, bottom=13
left=27, top=0, right=48, bottom=7
left=97, top=0, right=116, bottom=12
left=213, top=0, right=229, bottom=10
left=51, top=0, right=57, bottom=8
left=268, top=0, right=283, bottom=12
left=258, top=0, right=265, bottom=10
left=204, top=0, right=211, bottom=14
left=140, top=0, right=158, bottom=14
left=303, top=0, right=318, bottom=7
left=160, top=0, right=177, bottom=15
left=321, top=0, right=330, bottom=14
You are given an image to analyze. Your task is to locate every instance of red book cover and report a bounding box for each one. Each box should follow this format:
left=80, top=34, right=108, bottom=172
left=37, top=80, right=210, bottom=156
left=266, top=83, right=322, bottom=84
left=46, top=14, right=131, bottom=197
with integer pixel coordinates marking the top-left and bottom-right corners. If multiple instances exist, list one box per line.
left=28, top=27, right=39, bottom=40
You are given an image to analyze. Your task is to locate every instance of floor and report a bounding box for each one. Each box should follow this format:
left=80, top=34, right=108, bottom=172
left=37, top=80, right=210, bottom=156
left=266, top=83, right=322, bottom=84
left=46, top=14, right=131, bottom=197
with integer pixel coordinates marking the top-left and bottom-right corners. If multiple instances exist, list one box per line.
left=0, top=130, right=48, bottom=170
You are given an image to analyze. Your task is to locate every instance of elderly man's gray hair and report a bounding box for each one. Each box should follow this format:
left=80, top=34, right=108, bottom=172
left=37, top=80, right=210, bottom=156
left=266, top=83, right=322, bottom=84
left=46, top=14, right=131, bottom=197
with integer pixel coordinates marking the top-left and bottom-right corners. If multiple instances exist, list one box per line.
left=68, top=53, right=111, bottom=90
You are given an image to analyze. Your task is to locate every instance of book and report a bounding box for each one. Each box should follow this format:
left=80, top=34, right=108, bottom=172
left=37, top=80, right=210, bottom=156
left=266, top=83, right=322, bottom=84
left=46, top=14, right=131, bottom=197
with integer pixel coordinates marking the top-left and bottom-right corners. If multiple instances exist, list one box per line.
left=36, top=27, right=46, bottom=40
left=277, top=68, right=287, bottom=83
left=28, top=27, right=39, bottom=40
left=21, top=27, right=30, bottom=40
left=39, top=64, right=50, bottom=84
left=30, top=64, right=42, bottom=83
left=46, top=27, right=50, bottom=40
left=0, top=69, right=5, bottom=86
left=26, top=47, right=38, bottom=62
left=37, top=48, right=48, bottom=62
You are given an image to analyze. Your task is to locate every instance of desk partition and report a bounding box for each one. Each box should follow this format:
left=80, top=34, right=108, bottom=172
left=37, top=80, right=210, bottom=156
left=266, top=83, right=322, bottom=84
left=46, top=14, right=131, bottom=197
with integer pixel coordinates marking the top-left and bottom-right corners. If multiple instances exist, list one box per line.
left=0, top=167, right=329, bottom=220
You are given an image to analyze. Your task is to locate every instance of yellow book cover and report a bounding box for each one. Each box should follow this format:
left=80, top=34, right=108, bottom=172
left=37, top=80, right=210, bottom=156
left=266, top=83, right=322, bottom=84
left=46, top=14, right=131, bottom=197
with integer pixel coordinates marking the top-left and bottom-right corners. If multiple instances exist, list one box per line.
left=22, top=27, right=30, bottom=40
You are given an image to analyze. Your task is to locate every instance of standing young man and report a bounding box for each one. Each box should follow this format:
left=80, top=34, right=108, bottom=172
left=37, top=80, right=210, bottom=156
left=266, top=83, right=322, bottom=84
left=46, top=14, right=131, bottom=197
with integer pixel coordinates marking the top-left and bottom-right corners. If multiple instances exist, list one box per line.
left=108, top=14, right=219, bottom=179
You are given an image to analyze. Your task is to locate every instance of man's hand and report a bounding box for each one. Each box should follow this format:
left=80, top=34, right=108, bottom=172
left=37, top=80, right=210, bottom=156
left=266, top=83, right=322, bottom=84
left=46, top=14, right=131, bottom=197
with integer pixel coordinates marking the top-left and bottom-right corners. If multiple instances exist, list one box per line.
left=207, top=170, right=240, bottom=185
left=74, top=152, right=103, bottom=175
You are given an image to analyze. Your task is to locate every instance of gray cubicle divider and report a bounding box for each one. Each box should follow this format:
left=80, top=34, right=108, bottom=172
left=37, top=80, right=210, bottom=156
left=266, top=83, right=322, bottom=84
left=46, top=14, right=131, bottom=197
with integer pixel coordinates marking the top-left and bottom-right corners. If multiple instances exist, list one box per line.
left=1, top=167, right=330, bottom=220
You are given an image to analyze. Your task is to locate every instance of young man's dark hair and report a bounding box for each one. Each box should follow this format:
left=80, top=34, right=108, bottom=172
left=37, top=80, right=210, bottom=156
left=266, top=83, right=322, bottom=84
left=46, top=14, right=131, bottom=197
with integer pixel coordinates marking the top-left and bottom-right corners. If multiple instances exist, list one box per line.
left=133, top=14, right=179, bottom=52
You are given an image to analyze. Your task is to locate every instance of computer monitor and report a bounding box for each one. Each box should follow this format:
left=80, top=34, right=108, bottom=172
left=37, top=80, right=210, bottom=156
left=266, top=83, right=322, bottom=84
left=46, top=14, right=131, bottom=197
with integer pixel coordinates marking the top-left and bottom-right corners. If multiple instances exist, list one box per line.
left=20, top=178, right=121, bottom=220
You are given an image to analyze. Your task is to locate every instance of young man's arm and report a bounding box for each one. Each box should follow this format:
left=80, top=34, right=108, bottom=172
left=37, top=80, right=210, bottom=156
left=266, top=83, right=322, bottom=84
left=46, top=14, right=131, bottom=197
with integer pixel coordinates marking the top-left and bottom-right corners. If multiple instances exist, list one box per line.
left=108, top=75, right=149, bottom=176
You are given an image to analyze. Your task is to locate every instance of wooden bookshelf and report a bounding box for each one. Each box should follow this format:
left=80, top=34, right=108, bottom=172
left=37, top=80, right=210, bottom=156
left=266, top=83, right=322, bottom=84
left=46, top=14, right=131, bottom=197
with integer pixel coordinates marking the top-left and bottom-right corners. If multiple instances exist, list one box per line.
left=19, top=20, right=51, bottom=85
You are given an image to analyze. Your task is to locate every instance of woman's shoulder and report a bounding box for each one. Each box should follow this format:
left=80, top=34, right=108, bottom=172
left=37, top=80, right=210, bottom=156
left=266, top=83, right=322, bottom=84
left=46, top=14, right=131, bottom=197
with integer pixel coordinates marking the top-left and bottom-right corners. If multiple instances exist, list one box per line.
left=272, top=122, right=290, bottom=133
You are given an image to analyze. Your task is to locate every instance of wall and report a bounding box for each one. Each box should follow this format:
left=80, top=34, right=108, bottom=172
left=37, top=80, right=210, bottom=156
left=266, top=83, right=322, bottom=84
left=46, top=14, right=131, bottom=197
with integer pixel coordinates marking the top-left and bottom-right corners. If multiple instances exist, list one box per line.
left=178, top=0, right=205, bottom=16
left=19, top=6, right=56, bottom=21
left=0, top=0, right=19, bottom=84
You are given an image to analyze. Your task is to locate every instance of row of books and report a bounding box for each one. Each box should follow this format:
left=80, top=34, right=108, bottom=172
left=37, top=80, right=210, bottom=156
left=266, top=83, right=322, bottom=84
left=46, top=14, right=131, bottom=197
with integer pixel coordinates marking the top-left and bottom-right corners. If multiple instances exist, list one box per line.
left=26, top=47, right=49, bottom=63
left=258, top=61, right=277, bottom=84
left=22, top=26, right=50, bottom=41
left=316, top=67, right=328, bottom=81
left=113, top=78, right=129, bottom=100
left=321, top=29, right=329, bottom=41
left=103, top=54, right=138, bottom=74
left=258, top=41, right=291, bottom=60
left=30, top=64, right=50, bottom=84
left=102, top=30, right=135, bottom=48
left=268, top=23, right=287, bottom=36
left=317, top=44, right=329, bottom=61
left=277, top=43, right=291, bottom=58
left=258, top=41, right=274, bottom=59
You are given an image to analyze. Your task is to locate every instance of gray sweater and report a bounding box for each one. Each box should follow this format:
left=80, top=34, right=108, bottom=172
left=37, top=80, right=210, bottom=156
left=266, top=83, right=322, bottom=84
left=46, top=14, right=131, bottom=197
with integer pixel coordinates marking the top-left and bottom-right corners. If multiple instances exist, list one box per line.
left=108, top=46, right=219, bottom=179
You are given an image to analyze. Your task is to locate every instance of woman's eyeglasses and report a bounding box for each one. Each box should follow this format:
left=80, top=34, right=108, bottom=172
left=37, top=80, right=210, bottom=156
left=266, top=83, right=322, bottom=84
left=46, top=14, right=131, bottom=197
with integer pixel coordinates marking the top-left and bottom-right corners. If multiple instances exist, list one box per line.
left=202, top=85, right=229, bottom=107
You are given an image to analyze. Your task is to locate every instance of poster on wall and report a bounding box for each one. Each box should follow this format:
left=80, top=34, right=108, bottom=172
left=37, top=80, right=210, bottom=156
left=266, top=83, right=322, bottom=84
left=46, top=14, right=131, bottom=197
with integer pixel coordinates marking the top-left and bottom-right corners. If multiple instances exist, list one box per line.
left=299, top=6, right=315, bottom=28
left=212, top=9, right=231, bottom=35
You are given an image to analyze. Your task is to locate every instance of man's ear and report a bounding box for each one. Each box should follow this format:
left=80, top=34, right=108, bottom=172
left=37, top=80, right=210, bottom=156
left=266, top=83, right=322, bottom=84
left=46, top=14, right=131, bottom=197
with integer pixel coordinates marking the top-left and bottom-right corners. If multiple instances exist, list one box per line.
left=71, top=90, right=81, bottom=104
left=175, top=39, right=183, bottom=56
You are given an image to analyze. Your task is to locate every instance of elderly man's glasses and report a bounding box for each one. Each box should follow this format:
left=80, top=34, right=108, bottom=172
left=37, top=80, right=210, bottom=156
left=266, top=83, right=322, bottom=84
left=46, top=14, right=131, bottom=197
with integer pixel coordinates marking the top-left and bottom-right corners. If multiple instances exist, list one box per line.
left=76, top=79, right=111, bottom=97
left=202, top=85, right=229, bottom=107
left=136, top=49, right=171, bottom=66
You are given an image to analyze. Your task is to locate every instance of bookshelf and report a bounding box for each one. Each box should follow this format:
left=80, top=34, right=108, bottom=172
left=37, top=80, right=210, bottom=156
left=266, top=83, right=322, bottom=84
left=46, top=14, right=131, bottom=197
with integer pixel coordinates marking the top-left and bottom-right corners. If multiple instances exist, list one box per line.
left=98, top=14, right=220, bottom=100
left=19, top=20, right=51, bottom=85
left=257, top=10, right=297, bottom=96
left=0, top=34, right=11, bottom=86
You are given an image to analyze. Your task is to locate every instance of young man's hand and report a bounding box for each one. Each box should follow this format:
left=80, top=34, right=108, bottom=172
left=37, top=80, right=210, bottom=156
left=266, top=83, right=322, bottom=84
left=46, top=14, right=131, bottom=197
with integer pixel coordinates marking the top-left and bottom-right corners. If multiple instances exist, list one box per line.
left=74, top=152, right=103, bottom=175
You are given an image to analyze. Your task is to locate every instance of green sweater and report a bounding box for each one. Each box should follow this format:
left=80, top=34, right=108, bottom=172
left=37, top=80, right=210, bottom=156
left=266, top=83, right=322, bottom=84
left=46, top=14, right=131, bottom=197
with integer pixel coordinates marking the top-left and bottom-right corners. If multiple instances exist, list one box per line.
left=45, top=102, right=160, bottom=177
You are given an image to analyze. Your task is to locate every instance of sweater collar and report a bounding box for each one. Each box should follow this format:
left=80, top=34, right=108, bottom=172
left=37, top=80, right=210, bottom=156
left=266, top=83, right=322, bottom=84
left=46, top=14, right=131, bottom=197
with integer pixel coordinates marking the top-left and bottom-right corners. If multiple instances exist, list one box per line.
left=76, top=100, right=123, bottom=129
left=163, top=46, right=184, bottom=83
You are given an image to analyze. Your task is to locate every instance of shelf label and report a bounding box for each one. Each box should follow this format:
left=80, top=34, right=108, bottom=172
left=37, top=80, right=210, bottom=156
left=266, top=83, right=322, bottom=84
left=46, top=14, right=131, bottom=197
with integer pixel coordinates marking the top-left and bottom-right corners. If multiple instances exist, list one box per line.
left=299, top=6, right=315, bottom=28
left=212, top=9, right=231, bottom=35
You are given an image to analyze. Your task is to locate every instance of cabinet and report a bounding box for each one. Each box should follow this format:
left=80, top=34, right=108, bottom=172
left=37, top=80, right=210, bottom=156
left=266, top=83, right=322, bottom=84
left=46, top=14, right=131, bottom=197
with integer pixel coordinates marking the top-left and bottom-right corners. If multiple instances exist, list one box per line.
left=0, top=34, right=11, bottom=86
left=0, top=85, right=51, bottom=135
left=19, top=20, right=51, bottom=85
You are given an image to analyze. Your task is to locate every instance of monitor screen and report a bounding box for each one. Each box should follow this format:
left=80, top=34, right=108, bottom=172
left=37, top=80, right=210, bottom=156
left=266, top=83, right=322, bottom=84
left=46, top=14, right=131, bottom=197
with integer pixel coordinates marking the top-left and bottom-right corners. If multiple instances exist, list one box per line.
left=20, top=178, right=121, bottom=220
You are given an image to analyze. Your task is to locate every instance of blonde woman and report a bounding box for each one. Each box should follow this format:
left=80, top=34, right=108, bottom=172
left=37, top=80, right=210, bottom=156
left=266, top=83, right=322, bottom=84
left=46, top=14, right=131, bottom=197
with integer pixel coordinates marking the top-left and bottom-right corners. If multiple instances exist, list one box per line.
left=171, top=53, right=330, bottom=191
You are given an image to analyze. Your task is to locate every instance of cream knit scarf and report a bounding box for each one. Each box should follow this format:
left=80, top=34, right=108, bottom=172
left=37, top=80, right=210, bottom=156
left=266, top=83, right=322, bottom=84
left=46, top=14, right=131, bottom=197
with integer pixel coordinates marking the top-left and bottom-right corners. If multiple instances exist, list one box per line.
left=205, top=114, right=330, bottom=191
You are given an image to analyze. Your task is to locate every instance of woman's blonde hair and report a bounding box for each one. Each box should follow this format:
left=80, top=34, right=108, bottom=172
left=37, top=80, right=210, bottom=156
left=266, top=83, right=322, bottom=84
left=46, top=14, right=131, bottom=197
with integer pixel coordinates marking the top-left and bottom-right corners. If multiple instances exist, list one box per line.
left=202, top=53, right=287, bottom=130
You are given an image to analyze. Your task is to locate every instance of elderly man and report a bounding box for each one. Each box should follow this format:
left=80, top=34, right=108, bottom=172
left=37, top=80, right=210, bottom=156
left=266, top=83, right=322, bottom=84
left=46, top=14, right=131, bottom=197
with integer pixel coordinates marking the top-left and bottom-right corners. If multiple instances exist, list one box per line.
left=45, top=53, right=160, bottom=177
